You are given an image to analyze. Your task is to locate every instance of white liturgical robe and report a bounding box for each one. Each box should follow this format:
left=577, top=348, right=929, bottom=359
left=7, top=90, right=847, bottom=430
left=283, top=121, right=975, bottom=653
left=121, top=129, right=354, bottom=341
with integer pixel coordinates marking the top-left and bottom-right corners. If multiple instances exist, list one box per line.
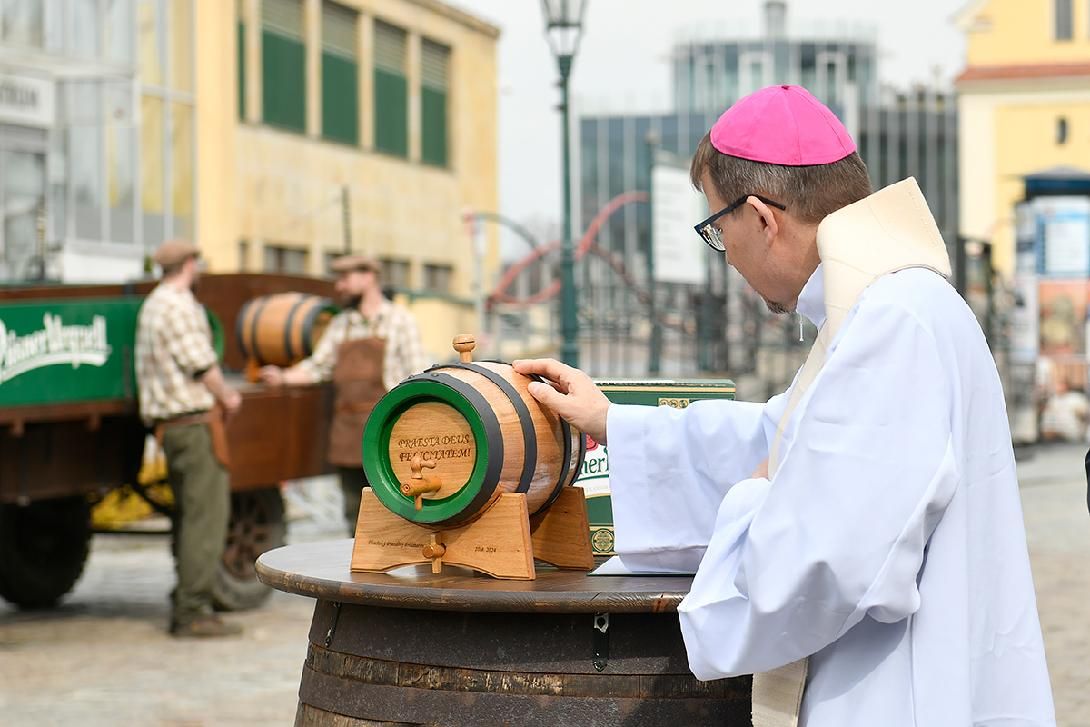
left=607, top=183, right=1055, bottom=726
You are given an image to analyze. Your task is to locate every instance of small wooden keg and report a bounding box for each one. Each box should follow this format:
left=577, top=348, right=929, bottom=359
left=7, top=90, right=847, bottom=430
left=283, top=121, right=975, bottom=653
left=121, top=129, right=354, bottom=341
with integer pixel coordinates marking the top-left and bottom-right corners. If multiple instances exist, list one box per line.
left=362, top=335, right=585, bottom=529
left=236, top=293, right=337, bottom=367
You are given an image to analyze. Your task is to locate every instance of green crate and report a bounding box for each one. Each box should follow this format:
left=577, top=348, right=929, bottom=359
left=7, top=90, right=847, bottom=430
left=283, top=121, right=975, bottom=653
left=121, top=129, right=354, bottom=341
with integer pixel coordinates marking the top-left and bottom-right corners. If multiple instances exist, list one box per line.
left=576, top=379, right=737, bottom=556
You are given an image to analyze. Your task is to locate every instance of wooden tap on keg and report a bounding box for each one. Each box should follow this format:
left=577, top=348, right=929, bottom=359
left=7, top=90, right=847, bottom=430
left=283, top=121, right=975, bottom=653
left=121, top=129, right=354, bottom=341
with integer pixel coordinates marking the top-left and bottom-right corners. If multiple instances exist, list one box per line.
left=350, top=334, right=593, bottom=580
left=400, top=454, right=442, bottom=511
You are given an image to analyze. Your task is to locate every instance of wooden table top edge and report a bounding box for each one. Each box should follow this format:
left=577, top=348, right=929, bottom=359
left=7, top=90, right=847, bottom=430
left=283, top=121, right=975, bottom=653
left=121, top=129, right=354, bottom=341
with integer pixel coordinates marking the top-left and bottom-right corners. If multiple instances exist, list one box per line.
left=256, top=541, right=692, bottom=614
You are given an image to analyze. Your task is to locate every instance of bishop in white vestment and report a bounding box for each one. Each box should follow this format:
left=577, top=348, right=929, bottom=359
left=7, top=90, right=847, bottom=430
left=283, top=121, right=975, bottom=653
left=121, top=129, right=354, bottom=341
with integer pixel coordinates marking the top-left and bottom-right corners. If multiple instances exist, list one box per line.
left=515, top=85, right=1054, bottom=727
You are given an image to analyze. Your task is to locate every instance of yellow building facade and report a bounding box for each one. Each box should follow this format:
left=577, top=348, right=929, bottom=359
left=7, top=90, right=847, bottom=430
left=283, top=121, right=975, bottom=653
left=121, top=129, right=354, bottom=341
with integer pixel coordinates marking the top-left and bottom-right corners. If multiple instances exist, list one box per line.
left=192, top=0, right=500, bottom=361
left=957, top=0, right=1090, bottom=277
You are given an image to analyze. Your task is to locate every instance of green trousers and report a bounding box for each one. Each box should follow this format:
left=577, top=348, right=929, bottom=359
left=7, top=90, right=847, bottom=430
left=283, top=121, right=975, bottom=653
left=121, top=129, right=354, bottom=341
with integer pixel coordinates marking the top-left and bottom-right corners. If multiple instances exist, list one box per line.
left=338, top=466, right=369, bottom=535
left=162, top=423, right=231, bottom=624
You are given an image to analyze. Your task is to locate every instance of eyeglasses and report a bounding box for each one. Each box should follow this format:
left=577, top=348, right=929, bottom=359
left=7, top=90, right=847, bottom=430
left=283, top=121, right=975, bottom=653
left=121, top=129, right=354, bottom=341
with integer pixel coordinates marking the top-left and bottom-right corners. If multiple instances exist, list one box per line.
left=693, top=194, right=787, bottom=252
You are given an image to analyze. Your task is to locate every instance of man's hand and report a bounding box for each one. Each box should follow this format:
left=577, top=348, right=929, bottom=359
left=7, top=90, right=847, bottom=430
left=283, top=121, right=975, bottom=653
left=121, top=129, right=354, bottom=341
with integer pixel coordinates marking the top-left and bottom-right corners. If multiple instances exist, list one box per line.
left=221, top=388, right=242, bottom=416
left=512, top=358, right=610, bottom=445
left=259, top=365, right=284, bottom=386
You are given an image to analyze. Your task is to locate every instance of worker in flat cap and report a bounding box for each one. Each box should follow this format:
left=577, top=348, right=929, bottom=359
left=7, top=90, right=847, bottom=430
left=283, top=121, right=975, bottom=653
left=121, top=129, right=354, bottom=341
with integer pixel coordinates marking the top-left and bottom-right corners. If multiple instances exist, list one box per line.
left=135, top=239, right=243, bottom=638
left=515, top=85, right=1053, bottom=726
left=261, top=254, right=426, bottom=532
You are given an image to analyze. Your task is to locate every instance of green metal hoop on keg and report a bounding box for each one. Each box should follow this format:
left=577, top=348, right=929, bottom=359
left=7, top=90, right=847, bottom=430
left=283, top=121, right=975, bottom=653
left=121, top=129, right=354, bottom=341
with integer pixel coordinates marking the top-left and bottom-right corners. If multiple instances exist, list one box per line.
left=362, top=373, right=504, bottom=526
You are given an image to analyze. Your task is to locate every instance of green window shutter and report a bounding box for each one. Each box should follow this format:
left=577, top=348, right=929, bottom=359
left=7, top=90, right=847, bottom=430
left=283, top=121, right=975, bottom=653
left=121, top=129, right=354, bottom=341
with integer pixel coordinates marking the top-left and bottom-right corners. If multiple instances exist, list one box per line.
left=420, top=39, right=449, bottom=167
left=323, top=53, right=358, bottom=144
left=261, top=0, right=306, bottom=133
left=321, top=2, right=358, bottom=145
left=373, top=20, right=408, bottom=157
left=237, top=20, right=246, bottom=119
left=421, top=87, right=447, bottom=166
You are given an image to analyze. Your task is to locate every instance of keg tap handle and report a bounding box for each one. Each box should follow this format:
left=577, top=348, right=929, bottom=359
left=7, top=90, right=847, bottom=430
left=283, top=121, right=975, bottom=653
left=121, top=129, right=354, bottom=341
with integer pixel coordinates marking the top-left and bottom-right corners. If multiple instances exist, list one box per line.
left=401, top=454, right=442, bottom=510
left=452, top=334, right=476, bottom=363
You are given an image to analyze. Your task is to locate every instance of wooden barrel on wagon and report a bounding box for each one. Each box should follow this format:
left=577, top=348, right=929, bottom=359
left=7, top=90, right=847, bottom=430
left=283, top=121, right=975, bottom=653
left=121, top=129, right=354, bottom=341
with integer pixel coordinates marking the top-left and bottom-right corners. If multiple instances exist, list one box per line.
left=236, top=293, right=337, bottom=367
left=362, top=335, right=585, bottom=529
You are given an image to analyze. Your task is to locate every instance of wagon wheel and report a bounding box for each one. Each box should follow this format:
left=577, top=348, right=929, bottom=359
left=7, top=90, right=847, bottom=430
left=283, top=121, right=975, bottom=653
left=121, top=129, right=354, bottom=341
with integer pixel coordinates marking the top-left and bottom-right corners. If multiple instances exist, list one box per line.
left=0, top=497, right=92, bottom=609
left=213, top=488, right=286, bottom=612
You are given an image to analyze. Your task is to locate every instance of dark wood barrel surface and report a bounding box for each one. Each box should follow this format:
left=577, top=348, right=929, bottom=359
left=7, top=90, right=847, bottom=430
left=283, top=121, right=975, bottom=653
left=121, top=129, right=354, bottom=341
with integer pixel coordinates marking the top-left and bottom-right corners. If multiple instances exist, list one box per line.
left=258, top=540, right=752, bottom=727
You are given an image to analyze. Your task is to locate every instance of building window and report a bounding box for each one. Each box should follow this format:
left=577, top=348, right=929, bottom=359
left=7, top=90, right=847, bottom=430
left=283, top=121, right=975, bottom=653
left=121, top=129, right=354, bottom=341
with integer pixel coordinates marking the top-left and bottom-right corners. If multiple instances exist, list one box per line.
left=1057, top=116, right=1069, bottom=144
left=423, top=263, right=453, bottom=294
left=373, top=19, right=408, bottom=157
left=321, top=1, right=359, bottom=145
left=264, top=244, right=308, bottom=274
left=420, top=38, right=450, bottom=166
left=0, top=0, right=44, bottom=48
left=1055, top=0, right=1073, bottom=40
left=380, top=257, right=411, bottom=288
left=262, top=0, right=306, bottom=132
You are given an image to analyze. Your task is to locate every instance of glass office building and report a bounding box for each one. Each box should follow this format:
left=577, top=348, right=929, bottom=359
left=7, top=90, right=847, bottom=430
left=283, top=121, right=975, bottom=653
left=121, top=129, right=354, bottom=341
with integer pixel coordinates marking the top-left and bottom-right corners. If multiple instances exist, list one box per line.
left=564, top=0, right=958, bottom=383
left=0, top=0, right=193, bottom=282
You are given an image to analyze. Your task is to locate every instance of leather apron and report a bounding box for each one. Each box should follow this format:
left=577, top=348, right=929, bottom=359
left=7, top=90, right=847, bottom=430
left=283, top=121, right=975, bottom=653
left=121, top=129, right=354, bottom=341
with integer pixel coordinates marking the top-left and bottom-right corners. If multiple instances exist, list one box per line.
left=328, top=337, right=387, bottom=467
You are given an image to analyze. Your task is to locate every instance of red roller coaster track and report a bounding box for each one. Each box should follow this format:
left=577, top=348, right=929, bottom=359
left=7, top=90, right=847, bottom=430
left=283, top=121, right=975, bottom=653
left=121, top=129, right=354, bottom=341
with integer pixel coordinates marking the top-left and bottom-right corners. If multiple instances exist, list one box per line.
left=486, top=191, right=651, bottom=309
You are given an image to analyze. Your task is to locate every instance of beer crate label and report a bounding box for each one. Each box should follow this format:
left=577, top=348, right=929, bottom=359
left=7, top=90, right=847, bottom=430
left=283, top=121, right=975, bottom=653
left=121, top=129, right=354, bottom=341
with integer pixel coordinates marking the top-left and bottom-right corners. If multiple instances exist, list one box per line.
left=0, top=296, right=224, bottom=409
left=575, top=380, right=736, bottom=556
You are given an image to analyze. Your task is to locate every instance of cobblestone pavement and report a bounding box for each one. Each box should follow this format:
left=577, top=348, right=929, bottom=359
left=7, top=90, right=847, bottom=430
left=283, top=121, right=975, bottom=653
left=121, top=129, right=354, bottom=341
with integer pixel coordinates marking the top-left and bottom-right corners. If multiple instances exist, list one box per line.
left=1016, top=443, right=1090, bottom=726
left=1, top=451, right=1088, bottom=726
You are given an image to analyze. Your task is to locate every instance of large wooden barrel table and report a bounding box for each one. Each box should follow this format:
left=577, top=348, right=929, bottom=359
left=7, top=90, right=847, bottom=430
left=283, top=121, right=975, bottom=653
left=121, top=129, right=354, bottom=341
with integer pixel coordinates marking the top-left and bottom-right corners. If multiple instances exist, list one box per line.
left=257, top=540, right=751, bottom=726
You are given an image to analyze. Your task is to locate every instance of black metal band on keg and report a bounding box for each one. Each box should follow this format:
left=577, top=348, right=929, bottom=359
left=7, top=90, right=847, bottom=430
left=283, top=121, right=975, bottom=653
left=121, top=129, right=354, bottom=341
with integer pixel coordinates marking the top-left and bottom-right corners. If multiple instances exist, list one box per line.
left=439, top=363, right=537, bottom=494
left=247, top=296, right=270, bottom=366
left=527, top=373, right=576, bottom=512
left=235, top=299, right=252, bottom=362
left=405, top=371, right=504, bottom=527
left=282, top=294, right=307, bottom=362
left=300, top=297, right=332, bottom=357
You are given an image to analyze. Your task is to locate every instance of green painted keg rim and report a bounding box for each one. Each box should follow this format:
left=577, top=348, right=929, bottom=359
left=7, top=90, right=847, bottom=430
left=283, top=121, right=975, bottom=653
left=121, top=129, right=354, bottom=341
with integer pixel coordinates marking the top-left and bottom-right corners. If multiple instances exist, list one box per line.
left=362, top=377, right=492, bottom=525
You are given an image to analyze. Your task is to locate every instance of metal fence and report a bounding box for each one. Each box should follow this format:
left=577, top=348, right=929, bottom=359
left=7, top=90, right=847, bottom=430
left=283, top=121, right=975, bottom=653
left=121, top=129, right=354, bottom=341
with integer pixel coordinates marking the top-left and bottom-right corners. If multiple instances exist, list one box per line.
left=484, top=82, right=973, bottom=402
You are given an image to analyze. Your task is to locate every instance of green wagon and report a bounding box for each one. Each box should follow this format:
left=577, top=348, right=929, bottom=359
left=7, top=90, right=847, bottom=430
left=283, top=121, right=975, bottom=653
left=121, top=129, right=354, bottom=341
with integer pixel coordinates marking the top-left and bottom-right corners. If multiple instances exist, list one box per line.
left=0, top=274, right=336, bottom=610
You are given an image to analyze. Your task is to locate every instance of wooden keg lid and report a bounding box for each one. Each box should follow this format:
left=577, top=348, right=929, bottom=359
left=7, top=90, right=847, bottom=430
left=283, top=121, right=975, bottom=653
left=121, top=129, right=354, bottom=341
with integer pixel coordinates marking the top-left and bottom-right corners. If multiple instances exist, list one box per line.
left=363, top=374, right=502, bottom=526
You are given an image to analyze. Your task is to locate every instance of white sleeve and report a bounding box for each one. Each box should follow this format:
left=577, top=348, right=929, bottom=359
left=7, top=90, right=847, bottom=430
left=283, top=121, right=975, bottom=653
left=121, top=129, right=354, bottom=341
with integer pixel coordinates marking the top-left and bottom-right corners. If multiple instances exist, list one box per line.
left=606, top=397, right=773, bottom=571
left=678, top=301, right=959, bottom=679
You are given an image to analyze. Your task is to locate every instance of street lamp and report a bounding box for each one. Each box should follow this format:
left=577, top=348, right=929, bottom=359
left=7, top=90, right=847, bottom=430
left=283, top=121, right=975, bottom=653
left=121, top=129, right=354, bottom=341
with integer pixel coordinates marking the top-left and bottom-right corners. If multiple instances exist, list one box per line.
left=541, top=0, right=588, bottom=368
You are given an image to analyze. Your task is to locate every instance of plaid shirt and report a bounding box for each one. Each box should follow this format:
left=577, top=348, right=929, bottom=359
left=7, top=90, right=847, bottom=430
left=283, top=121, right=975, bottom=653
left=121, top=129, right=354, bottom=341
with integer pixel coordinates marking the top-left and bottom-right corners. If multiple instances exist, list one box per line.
left=135, top=283, right=218, bottom=424
left=296, top=300, right=426, bottom=391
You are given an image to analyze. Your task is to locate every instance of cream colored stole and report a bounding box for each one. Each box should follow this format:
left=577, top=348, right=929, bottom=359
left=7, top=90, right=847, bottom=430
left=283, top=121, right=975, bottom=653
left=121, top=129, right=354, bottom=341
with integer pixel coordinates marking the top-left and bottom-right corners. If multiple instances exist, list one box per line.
left=749, top=178, right=952, bottom=727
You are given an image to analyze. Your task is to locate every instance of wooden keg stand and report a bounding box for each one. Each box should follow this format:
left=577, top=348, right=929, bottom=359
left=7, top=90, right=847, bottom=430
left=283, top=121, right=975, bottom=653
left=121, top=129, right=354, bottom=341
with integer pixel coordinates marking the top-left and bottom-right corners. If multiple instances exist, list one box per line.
left=350, top=335, right=594, bottom=580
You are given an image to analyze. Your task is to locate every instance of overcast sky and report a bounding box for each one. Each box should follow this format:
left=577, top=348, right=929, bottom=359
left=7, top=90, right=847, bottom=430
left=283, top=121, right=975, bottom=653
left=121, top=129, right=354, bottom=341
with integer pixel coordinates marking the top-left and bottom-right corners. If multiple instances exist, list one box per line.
left=450, top=0, right=967, bottom=239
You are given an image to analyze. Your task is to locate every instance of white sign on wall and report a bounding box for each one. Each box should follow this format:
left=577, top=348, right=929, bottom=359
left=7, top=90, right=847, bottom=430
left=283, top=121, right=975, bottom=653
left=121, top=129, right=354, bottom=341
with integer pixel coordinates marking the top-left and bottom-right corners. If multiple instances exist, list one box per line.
left=0, top=73, right=55, bottom=128
left=651, top=163, right=708, bottom=285
left=1035, top=196, right=1090, bottom=278
left=1010, top=202, right=1039, bottom=365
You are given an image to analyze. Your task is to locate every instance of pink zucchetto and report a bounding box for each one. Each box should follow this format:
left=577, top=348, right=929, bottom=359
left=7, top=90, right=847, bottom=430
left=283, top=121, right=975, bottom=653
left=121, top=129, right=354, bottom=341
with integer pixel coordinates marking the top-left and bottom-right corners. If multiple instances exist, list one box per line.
left=709, top=85, right=857, bottom=166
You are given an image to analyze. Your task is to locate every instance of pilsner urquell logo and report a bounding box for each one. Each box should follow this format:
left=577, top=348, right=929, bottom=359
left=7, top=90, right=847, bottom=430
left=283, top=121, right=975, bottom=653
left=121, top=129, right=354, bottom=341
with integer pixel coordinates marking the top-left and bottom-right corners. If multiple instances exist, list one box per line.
left=0, top=314, right=111, bottom=385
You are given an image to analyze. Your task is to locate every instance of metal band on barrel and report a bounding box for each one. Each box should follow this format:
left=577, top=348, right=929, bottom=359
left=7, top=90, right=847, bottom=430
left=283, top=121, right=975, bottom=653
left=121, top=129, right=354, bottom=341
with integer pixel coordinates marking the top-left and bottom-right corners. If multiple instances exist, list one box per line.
left=246, top=296, right=270, bottom=366
left=528, top=373, right=575, bottom=511
left=282, top=293, right=307, bottom=362
left=235, top=299, right=252, bottom=362
left=299, top=296, right=333, bottom=357
left=434, top=363, right=537, bottom=495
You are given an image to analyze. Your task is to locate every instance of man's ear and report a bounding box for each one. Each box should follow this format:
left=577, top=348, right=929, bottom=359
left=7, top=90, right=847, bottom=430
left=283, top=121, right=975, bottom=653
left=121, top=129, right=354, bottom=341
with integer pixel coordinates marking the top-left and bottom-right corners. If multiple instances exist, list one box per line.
left=747, top=196, right=780, bottom=244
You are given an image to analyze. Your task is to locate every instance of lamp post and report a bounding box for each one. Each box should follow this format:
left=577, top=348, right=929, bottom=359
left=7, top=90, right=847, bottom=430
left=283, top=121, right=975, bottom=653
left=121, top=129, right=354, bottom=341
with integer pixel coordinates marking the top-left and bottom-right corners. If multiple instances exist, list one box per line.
left=541, top=0, right=588, bottom=367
